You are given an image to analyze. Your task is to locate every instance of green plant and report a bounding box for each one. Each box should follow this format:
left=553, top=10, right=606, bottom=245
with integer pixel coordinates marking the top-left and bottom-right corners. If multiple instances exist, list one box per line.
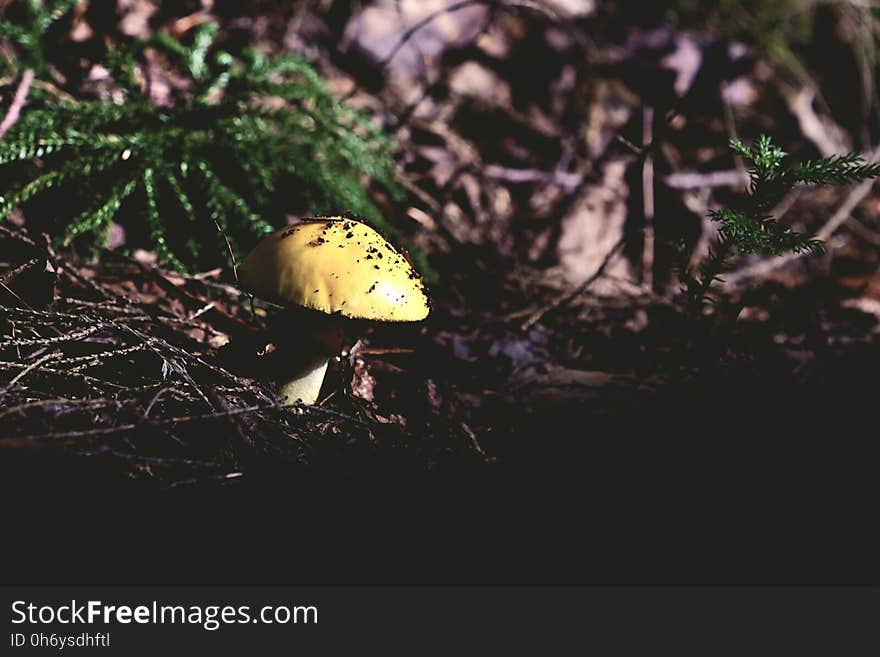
left=679, top=134, right=880, bottom=311
left=0, top=0, right=79, bottom=75
left=0, top=4, right=417, bottom=275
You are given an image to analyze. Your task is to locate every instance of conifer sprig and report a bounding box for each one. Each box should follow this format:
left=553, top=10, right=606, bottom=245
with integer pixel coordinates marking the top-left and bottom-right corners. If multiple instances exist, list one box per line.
left=730, top=135, right=880, bottom=213
left=680, top=135, right=880, bottom=311
left=0, top=9, right=409, bottom=274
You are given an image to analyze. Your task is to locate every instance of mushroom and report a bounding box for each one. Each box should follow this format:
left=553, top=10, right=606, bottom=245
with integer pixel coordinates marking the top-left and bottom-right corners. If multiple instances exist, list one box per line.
left=238, top=216, right=430, bottom=405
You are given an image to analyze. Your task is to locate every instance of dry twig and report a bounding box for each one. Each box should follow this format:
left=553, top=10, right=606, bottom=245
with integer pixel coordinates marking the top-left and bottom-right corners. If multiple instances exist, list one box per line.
left=0, top=68, right=33, bottom=140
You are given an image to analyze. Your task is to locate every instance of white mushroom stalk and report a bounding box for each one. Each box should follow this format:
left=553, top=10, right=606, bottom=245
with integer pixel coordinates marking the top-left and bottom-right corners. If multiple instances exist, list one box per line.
left=270, top=310, right=344, bottom=406
left=239, top=217, right=430, bottom=407
left=277, top=354, right=330, bottom=406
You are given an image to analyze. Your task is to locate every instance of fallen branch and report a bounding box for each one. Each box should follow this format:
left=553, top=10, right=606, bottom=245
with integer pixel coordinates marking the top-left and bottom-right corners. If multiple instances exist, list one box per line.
left=0, top=324, right=102, bottom=348
left=483, top=164, right=583, bottom=191
left=376, top=0, right=588, bottom=69
left=0, top=399, right=373, bottom=445
left=0, top=68, right=34, bottom=140
left=0, top=258, right=41, bottom=286
left=1, top=351, right=60, bottom=391
left=515, top=236, right=627, bottom=331
left=642, top=105, right=655, bottom=290
left=664, top=169, right=750, bottom=190
left=0, top=360, right=129, bottom=390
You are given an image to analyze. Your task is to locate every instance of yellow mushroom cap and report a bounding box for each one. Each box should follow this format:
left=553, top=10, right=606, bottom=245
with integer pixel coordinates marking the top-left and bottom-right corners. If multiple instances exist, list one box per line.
left=239, top=217, right=430, bottom=322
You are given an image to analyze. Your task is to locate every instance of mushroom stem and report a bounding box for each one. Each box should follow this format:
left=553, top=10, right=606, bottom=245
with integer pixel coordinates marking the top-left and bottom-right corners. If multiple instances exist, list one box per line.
left=270, top=308, right=345, bottom=407
left=277, top=355, right=330, bottom=406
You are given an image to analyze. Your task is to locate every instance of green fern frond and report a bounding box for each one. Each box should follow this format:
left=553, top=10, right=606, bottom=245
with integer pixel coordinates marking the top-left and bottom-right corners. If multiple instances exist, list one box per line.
left=682, top=135, right=879, bottom=312
left=63, top=175, right=139, bottom=246
left=142, top=167, right=186, bottom=271
left=162, top=170, right=201, bottom=261
left=718, top=134, right=879, bottom=255
left=709, top=209, right=825, bottom=256
left=790, top=154, right=880, bottom=186
left=0, top=11, right=427, bottom=277
left=0, top=149, right=121, bottom=218
left=0, top=0, right=79, bottom=73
